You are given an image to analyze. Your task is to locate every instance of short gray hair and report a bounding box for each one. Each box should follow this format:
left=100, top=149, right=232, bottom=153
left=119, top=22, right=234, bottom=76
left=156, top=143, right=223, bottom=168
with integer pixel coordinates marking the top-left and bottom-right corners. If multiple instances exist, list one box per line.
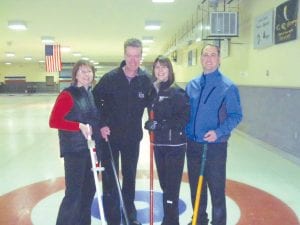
left=124, top=38, right=142, bottom=53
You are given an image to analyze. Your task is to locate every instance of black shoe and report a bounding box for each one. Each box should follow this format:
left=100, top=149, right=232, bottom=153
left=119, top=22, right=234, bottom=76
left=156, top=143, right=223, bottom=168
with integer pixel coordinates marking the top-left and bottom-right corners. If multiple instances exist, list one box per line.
left=130, top=219, right=142, bottom=225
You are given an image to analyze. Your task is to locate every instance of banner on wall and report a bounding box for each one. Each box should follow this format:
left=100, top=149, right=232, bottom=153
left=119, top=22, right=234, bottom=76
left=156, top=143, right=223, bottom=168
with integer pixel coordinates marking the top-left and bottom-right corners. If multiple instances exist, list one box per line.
left=275, top=0, right=298, bottom=44
left=253, top=10, right=274, bottom=49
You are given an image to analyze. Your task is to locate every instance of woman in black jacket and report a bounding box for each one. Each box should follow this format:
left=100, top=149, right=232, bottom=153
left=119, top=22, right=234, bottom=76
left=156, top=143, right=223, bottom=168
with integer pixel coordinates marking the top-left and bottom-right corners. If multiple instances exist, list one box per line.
left=144, top=55, right=190, bottom=225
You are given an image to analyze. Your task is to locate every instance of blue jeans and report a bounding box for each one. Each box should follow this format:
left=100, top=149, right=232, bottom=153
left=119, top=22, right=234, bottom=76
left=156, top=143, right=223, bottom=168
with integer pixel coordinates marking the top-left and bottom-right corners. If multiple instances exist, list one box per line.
left=186, top=141, right=227, bottom=225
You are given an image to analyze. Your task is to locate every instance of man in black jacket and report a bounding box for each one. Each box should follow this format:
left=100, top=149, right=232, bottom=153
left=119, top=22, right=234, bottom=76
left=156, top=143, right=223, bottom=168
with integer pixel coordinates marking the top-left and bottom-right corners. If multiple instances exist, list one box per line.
left=92, top=38, right=152, bottom=225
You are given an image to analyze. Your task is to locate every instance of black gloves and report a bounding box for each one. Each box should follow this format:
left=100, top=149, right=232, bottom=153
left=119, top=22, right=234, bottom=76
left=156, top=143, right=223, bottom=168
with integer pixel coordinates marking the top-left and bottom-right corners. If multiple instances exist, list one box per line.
left=144, top=120, right=161, bottom=131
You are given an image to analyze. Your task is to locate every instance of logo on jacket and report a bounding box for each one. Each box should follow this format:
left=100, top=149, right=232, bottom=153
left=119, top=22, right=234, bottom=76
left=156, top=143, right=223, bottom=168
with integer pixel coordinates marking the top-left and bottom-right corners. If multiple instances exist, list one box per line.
left=159, top=96, right=169, bottom=102
left=138, top=92, right=145, bottom=99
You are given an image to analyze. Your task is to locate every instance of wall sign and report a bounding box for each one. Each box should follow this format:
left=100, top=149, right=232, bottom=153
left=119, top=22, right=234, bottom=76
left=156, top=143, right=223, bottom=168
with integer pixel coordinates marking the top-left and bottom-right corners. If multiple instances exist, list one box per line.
left=254, top=10, right=274, bottom=48
left=275, top=0, right=299, bottom=44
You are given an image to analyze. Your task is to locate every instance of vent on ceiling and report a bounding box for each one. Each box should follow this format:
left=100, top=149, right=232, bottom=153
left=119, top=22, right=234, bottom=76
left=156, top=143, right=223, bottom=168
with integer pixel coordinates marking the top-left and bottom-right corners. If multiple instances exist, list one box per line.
left=209, top=12, right=238, bottom=37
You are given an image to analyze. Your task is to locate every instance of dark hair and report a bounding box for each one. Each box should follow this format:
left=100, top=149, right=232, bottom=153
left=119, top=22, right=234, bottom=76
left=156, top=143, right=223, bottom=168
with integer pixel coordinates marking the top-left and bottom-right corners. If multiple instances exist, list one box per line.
left=124, top=38, right=143, bottom=53
left=152, top=55, right=175, bottom=84
left=71, top=60, right=96, bottom=85
left=201, top=44, right=220, bottom=56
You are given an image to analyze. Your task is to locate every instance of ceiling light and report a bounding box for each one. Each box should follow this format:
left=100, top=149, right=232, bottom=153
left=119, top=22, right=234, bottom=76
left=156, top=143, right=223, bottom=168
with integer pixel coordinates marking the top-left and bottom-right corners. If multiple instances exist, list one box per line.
left=41, top=36, right=55, bottom=44
left=196, top=37, right=202, bottom=42
left=145, top=21, right=161, bottom=30
left=61, top=46, right=71, bottom=52
left=5, top=62, right=12, bottom=65
left=8, top=21, right=27, bottom=31
left=24, top=56, right=32, bottom=61
left=152, top=0, right=175, bottom=3
left=72, top=52, right=82, bottom=57
left=142, top=36, right=154, bottom=44
left=5, top=52, right=15, bottom=57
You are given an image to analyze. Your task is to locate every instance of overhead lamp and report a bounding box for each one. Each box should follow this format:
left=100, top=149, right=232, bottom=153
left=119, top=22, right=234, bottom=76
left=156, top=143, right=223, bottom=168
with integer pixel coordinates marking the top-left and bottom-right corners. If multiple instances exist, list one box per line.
left=41, top=36, right=55, bottom=44
left=72, top=52, right=82, bottom=57
left=143, top=47, right=150, bottom=52
left=145, top=21, right=161, bottom=30
left=8, top=21, right=27, bottom=31
left=24, top=56, right=32, bottom=61
left=5, top=62, right=12, bottom=65
left=152, top=0, right=175, bottom=3
left=95, top=65, right=103, bottom=69
left=195, top=37, right=202, bottom=42
left=61, top=46, right=71, bottom=52
left=142, top=36, right=154, bottom=44
left=5, top=52, right=15, bottom=57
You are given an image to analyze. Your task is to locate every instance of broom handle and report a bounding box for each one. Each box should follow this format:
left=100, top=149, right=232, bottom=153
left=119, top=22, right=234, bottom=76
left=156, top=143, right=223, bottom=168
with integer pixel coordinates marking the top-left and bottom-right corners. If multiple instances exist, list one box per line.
left=149, top=110, right=155, bottom=225
left=192, top=144, right=208, bottom=225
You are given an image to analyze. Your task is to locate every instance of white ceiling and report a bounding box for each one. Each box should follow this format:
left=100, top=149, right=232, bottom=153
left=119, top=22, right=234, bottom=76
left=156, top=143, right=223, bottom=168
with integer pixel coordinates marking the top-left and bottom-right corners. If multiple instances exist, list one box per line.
left=0, top=0, right=202, bottom=66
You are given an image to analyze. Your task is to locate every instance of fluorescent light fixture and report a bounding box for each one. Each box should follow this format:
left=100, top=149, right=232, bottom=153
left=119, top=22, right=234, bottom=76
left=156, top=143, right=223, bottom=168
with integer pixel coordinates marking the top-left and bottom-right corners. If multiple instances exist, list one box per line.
left=61, top=46, right=71, bottom=52
left=24, top=56, right=32, bottom=61
left=145, top=21, right=161, bottom=30
left=41, top=36, right=55, bottom=44
left=196, top=37, right=202, bottom=42
left=152, top=0, right=175, bottom=3
left=5, top=52, right=15, bottom=57
left=143, top=47, right=150, bottom=52
left=142, top=36, right=154, bottom=44
left=72, top=52, right=82, bottom=57
left=8, top=21, right=27, bottom=30
left=5, top=62, right=12, bottom=65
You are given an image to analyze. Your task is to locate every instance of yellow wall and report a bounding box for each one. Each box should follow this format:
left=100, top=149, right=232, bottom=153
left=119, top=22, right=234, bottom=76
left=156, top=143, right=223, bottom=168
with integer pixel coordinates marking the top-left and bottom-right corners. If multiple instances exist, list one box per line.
left=0, top=63, right=59, bottom=83
left=1, top=0, right=299, bottom=88
left=172, top=0, right=300, bottom=88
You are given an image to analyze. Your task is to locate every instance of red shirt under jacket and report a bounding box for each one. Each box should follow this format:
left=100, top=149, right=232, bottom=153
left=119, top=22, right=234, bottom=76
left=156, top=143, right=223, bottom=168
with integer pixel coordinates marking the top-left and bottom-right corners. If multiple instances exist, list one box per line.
left=49, top=91, right=80, bottom=131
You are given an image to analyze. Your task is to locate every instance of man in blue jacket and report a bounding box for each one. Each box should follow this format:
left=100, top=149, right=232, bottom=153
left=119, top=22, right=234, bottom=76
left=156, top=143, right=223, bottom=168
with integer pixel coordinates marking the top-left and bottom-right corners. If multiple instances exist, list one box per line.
left=185, top=44, right=243, bottom=225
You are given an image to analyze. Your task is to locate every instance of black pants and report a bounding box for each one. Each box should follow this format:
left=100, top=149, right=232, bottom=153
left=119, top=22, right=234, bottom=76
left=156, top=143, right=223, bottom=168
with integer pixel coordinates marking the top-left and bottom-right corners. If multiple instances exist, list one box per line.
left=56, top=152, right=96, bottom=225
left=154, top=145, right=185, bottom=225
left=186, top=141, right=227, bottom=225
left=100, top=137, right=140, bottom=225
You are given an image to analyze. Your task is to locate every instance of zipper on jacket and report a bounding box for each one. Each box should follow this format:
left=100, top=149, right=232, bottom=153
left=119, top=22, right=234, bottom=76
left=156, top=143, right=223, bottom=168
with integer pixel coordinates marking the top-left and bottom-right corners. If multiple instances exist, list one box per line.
left=204, top=87, right=216, bottom=104
left=193, top=86, right=204, bottom=138
left=168, top=129, right=172, bottom=141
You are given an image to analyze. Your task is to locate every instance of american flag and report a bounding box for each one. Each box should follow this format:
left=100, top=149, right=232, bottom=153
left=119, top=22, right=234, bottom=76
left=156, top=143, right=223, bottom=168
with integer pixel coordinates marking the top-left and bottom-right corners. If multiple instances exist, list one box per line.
left=45, top=45, right=62, bottom=72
